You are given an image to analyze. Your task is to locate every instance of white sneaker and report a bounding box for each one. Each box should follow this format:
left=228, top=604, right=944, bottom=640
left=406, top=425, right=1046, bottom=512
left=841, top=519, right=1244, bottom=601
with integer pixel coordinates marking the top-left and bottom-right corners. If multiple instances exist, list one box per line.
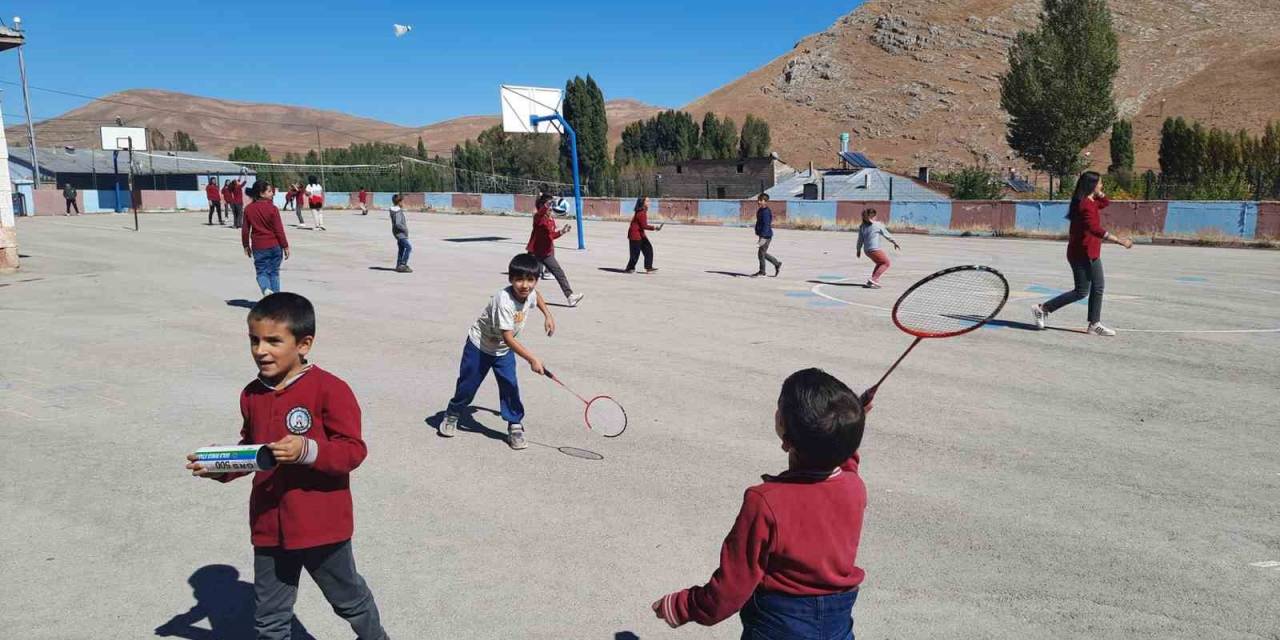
left=1031, top=304, right=1047, bottom=330
left=507, top=424, right=527, bottom=450
left=1088, top=322, right=1117, bottom=337
left=568, top=293, right=585, bottom=307
left=866, top=280, right=882, bottom=289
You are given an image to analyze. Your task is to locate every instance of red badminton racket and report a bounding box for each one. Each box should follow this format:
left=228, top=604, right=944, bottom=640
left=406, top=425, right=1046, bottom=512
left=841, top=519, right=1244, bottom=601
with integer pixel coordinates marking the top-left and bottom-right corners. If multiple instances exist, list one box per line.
left=543, top=367, right=628, bottom=437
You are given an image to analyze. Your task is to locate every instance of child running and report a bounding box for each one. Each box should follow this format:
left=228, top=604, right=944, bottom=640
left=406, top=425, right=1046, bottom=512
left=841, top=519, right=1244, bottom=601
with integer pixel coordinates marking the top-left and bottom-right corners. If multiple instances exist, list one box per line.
left=855, top=207, right=900, bottom=288
left=389, top=194, right=412, bottom=273
left=526, top=194, right=584, bottom=306
left=753, top=193, right=782, bottom=277
left=438, top=253, right=556, bottom=450
left=653, top=368, right=868, bottom=639
left=184, top=293, right=389, bottom=640
left=305, top=175, right=325, bottom=230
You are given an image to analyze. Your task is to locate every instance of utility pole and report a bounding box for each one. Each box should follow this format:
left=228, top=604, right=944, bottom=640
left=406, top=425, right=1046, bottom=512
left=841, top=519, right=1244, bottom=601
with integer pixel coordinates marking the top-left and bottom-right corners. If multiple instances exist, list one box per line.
left=14, top=16, right=38, bottom=190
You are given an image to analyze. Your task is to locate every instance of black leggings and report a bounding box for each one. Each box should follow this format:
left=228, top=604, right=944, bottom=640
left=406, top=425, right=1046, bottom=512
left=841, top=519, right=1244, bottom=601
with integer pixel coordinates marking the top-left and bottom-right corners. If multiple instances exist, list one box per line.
left=625, top=237, right=654, bottom=271
left=1044, top=258, right=1105, bottom=324
left=208, top=201, right=222, bottom=224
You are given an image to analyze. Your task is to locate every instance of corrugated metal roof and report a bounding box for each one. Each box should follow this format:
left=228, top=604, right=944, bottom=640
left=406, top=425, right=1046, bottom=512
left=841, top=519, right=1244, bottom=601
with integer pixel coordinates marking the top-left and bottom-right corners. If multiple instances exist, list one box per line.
left=10, top=147, right=254, bottom=176
left=765, top=168, right=948, bottom=201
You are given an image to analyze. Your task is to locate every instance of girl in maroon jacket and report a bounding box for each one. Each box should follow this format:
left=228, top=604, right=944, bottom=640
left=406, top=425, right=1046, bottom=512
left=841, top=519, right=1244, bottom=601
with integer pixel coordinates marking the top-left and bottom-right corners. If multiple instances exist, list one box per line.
left=526, top=194, right=584, bottom=306
left=1032, top=171, right=1133, bottom=336
left=241, top=180, right=290, bottom=296
left=624, top=196, right=663, bottom=273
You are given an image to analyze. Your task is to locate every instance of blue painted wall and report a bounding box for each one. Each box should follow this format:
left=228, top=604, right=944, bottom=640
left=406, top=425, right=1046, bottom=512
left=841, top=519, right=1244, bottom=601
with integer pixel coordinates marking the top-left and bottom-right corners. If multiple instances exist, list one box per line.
left=372, top=192, right=395, bottom=208
left=175, top=190, right=208, bottom=210
left=481, top=194, right=515, bottom=212
left=425, top=193, right=452, bottom=209
left=1165, top=202, right=1258, bottom=239
left=1014, top=202, right=1070, bottom=233
left=787, top=200, right=837, bottom=226
left=697, top=200, right=739, bottom=220
left=891, top=201, right=952, bottom=228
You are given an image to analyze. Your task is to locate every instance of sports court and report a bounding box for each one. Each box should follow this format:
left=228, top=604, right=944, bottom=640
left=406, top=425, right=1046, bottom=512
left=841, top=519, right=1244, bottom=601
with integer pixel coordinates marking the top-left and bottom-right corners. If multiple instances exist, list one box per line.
left=1, top=210, right=1278, bottom=639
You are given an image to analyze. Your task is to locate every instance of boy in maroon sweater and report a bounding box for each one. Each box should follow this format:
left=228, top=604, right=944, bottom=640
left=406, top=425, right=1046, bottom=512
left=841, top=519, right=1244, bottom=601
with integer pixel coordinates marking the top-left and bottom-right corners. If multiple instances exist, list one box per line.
left=653, top=368, right=867, bottom=639
left=186, top=293, right=389, bottom=640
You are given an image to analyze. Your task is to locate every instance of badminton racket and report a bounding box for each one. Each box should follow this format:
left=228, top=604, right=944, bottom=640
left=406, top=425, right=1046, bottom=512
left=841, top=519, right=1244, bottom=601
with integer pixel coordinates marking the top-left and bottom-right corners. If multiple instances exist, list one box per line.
left=863, top=265, right=1009, bottom=405
left=543, top=367, right=628, bottom=437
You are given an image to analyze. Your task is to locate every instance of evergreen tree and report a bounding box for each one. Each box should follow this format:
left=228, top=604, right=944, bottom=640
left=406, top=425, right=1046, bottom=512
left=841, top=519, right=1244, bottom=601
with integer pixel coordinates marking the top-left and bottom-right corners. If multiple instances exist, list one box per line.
left=229, top=144, right=272, bottom=163
left=559, top=75, right=610, bottom=191
left=1108, top=119, right=1133, bottom=174
left=1000, top=0, right=1119, bottom=196
left=699, top=113, right=738, bottom=160
left=739, top=115, right=771, bottom=158
left=150, top=130, right=168, bottom=151
left=416, top=136, right=428, bottom=160
left=172, top=130, right=198, bottom=152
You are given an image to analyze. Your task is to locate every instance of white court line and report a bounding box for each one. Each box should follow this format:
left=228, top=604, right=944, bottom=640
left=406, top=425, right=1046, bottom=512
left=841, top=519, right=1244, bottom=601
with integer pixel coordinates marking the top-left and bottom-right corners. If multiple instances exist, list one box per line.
left=808, top=280, right=891, bottom=313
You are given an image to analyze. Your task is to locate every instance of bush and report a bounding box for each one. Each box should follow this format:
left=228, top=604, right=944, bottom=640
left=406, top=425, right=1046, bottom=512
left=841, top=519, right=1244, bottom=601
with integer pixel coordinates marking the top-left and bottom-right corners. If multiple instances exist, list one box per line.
left=938, top=166, right=1004, bottom=200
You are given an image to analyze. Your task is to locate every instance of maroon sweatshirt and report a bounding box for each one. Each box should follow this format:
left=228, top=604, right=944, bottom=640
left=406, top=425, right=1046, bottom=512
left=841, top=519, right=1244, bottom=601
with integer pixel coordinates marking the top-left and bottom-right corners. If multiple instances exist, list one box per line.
left=241, top=200, right=289, bottom=251
left=1067, top=195, right=1110, bottom=262
left=221, top=366, right=369, bottom=550
left=657, top=454, right=867, bottom=628
left=526, top=208, right=564, bottom=257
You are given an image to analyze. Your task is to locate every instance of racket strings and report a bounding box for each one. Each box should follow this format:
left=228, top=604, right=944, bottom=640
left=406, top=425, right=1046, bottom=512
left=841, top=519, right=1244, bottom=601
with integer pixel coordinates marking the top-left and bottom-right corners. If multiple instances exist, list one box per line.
left=895, top=269, right=1008, bottom=336
left=585, top=397, right=628, bottom=437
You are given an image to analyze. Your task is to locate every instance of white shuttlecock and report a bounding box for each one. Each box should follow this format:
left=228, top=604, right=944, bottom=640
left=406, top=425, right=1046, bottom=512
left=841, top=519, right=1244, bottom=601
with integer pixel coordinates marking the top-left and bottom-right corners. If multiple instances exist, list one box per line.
left=393, top=24, right=413, bottom=37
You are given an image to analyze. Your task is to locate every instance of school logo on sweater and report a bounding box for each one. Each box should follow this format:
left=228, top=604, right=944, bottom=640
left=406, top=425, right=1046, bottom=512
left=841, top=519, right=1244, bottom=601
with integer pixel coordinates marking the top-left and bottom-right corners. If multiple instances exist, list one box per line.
left=286, top=407, right=313, bottom=434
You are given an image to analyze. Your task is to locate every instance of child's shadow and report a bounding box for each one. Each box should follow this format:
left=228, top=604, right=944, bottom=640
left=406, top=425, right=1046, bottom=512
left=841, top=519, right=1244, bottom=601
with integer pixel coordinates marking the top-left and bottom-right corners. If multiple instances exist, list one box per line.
left=154, top=564, right=314, bottom=640
left=424, top=407, right=507, bottom=441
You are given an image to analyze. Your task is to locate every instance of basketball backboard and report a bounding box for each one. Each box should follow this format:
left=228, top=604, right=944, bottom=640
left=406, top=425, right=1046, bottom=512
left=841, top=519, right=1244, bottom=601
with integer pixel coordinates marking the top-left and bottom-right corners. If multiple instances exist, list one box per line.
left=100, top=126, right=147, bottom=151
left=500, top=85, right=563, bottom=134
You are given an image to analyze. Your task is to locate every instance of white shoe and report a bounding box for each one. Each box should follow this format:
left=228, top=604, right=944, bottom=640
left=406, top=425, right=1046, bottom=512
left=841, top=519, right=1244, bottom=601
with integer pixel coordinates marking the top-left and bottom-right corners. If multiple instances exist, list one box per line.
left=568, top=293, right=585, bottom=307
left=1031, top=304, right=1047, bottom=330
left=1088, top=322, right=1116, bottom=337
left=262, top=289, right=274, bottom=296
left=866, top=280, right=882, bottom=289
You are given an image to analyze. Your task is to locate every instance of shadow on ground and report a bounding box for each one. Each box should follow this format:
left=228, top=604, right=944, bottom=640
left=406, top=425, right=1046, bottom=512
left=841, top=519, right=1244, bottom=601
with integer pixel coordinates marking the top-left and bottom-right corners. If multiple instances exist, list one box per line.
left=225, top=299, right=256, bottom=309
left=807, top=279, right=870, bottom=288
left=705, top=270, right=757, bottom=278
left=424, top=407, right=603, bottom=460
left=987, top=318, right=1086, bottom=333
left=367, top=266, right=400, bottom=272
left=154, top=564, right=314, bottom=640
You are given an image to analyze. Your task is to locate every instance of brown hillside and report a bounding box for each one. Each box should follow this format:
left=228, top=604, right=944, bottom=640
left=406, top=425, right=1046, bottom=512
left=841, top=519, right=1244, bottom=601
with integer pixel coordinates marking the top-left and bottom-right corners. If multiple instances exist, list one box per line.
left=685, top=0, right=1280, bottom=175
left=7, top=89, right=661, bottom=159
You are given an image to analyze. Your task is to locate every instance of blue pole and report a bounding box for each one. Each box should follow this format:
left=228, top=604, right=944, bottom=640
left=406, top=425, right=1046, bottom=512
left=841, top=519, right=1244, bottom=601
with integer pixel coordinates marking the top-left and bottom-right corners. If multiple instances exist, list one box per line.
left=530, top=113, right=585, bottom=250
left=113, top=150, right=123, bottom=213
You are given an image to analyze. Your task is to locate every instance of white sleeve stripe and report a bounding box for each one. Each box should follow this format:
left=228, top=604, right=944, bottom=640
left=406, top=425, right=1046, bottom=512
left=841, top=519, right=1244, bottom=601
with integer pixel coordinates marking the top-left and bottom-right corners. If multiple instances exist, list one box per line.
left=300, top=438, right=319, bottom=465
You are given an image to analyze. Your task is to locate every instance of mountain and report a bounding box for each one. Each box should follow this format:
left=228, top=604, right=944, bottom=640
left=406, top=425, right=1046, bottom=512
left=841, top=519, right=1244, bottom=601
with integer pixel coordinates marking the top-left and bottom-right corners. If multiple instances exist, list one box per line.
left=6, top=89, right=662, bottom=159
left=684, top=0, right=1280, bottom=174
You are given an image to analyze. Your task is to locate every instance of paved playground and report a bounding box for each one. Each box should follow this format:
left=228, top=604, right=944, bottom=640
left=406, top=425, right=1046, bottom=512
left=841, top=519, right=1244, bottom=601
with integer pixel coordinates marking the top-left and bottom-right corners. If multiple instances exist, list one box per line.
left=1, top=210, right=1277, bottom=639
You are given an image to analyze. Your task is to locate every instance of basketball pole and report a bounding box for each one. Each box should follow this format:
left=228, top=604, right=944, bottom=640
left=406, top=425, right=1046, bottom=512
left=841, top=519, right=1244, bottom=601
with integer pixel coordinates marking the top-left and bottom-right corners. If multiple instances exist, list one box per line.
left=529, top=114, right=584, bottom=250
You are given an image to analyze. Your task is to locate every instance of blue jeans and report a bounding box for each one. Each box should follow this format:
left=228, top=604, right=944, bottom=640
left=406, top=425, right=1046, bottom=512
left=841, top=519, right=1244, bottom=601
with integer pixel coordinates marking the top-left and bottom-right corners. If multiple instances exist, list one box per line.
left=739, top=589, right=857, bottom=640
left=253, top=246, right=283, bottom=294
left=396, top=237, right=412, bottom=266
left=447, top=340, right=524, bottom=425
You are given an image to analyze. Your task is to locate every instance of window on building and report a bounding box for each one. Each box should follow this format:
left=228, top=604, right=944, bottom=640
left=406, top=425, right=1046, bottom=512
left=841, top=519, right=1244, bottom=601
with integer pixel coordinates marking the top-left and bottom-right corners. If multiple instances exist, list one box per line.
left=716, top=187, right=727, bottom=199
left=736, top=164, right=744, bottom=174
left=676, top=165, right=683, bottom=174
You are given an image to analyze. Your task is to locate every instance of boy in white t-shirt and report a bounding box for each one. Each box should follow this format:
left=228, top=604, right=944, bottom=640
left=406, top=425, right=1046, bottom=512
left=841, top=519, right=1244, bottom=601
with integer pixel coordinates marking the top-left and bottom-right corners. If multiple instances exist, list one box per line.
left=439, top=253, right=556, bottom=449
left=305, top=175, right=326, bottom=231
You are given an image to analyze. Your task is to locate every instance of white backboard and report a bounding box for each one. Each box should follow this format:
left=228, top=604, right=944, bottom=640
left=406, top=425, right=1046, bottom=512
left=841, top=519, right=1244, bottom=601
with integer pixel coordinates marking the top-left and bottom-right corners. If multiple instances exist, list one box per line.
left=500, top=85, right=563, bottom=134
left=100, top=126, right=148, bottom=151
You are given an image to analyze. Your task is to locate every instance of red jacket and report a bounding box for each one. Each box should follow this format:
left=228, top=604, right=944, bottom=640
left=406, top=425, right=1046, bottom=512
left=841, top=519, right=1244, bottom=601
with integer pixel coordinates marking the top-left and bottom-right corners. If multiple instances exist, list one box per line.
left=230, top=180, right=245, bottom=205
left=223, top=366, right=368, bottom=550
left=657, top=455, right=867, bottom=628
left=628, top=209, right=656, bottom=241
left=222, top=186, right=233, bottom=202
left=206, top=183, right=221, bottom=202
left=1067, top=195, right=1109, bottom=261
left=241, top=200, right=289, bottom=251
left=526, top=210, right=564, bottom=256
left=358, top=190, right=368, bottom=204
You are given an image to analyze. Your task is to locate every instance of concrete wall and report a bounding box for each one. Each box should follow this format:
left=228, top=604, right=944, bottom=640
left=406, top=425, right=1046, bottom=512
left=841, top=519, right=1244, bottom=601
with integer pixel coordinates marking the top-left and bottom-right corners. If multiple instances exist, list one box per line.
left=26, top=187, right=1280, bottom=241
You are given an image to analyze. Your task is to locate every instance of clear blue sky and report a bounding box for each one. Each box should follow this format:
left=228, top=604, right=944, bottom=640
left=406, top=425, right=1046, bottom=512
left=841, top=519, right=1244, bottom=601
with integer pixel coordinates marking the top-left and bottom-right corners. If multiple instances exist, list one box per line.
left=0, top=0, right=862, bottom=127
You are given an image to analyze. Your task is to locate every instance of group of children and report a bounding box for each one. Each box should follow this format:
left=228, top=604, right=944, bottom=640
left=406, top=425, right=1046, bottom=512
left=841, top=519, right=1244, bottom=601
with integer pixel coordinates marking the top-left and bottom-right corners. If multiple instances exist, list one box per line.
left=205, top=177, right=246, bottom=228
left=281, top=177, right=327, bottom=230
left=188, top=187, right=880, bottom=638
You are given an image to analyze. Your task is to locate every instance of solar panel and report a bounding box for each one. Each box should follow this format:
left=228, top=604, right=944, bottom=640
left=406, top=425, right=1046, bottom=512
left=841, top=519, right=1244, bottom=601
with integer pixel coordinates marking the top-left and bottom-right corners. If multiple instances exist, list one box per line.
left=1005, top=177, right=1035, bottom=193
left=839, top=151, right=878, bottom=169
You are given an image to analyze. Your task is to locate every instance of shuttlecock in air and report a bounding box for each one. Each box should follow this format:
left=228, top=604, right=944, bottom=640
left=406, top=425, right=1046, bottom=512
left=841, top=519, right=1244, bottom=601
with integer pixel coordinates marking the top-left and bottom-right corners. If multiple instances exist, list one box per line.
left=393, top=24, right=413, bottom=37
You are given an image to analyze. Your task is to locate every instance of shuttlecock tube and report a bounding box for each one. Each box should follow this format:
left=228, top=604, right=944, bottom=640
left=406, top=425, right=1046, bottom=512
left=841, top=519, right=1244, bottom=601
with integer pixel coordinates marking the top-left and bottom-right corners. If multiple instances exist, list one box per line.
left=193, top=444, right=277, bottom=473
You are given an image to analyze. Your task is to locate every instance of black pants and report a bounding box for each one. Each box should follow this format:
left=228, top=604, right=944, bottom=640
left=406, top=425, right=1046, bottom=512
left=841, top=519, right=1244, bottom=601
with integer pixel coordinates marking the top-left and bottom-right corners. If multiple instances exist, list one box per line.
left=625, top=237, right=654, bottom=271
left=532, top=253, right=573, bottom=298
left=208, top=201, right=223, bottom=224
left=230, top=203, right=244, bottom=228
left=1044, top=258, right=1105, bottom=324
left=65, top=198, right=79, bottom=214
left=254, top=540, right=387, bottom=640
left=757, top=238, right=781, bottom=274
left=295, top=202, right=305, bottom=225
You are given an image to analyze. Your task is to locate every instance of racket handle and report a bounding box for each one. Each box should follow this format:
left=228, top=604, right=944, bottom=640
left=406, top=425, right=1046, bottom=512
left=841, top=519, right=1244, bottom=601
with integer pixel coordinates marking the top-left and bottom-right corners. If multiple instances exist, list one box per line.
left=542, top=367, right=555, bottom=379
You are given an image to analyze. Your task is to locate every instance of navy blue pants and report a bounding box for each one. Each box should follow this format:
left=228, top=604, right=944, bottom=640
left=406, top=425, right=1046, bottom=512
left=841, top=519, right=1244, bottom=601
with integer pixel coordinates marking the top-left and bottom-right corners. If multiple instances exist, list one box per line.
left=396, top=237, right=412, bottom=267
left=447, top=340, right=524, bottom=425
left=738, top=589, right=857, bottom=640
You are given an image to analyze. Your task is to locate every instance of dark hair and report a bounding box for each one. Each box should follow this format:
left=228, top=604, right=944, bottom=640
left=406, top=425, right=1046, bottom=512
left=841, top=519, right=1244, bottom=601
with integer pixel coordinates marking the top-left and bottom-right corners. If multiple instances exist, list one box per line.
left=860, top=207, right=878, bottom=226
left=307, top=175, right=318, bottom=185
left=757, top=193, right=770, bottom=202
left=1068, top=171, right=1102, bottom=220
left=392, top=193, right=403, bottom=205
left=634, top=196, right=648, bottom=213
left=248, top=292, right=316, bottom=341
left=247, top=179, right=272, bottom=201
left=536, top=194, right=554, bottom=210
left=778, top=368, right=865, bottom=469
left=508, top=253, right=542, bottom=281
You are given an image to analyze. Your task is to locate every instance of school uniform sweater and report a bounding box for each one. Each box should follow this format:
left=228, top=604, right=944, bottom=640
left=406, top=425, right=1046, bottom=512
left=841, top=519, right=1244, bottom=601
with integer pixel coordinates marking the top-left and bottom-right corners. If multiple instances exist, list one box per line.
left=628, top=209, right=656, bottom=241
left=657, top=455, right=867, bottom=628
left=1066, top=196, right=1110, bottom=262
left=755, top=207, right=774, bottom=239
left=221, top=366, right=368, bottom=550
left=526, top=210, right=564, bottom=257
left=241, top=200, right=289, bottom=251
left=206, top=183, right=221, bottom=203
